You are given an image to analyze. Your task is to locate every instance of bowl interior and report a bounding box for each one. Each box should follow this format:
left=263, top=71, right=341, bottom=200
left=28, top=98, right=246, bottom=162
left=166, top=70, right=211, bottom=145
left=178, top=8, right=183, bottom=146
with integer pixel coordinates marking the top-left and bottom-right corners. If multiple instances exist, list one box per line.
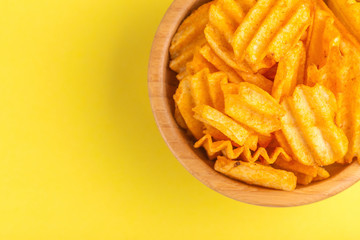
left=148, top=0, right=360, bottom=207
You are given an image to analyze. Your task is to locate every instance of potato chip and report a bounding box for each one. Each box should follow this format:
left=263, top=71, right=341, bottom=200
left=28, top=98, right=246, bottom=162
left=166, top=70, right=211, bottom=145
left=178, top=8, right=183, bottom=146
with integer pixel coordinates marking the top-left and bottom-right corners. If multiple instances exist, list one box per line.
left=194, top=134, right=252, bottom=160
left=174, top=103, right=187, bottom=129
left=205, top=0, right=255, bottom=72
left=193, top=104, right=251, bottom=146
left=305, top=9, right=360, bottom=163
left=200, top=44, right=273, bottom=92
left=169, top=2, right=212, bottom=75
left=272, top=42, right=306, bottom=102
left=203, top=126, right=230, bottom=142
left=258, top=134, right=273, bottom=148
left=232, top=0, right=312, bottom=72
left=207, top=72, right=228, bottom=112
left=294, top=172, right=313, bottom=185
left=273, top=156, right=318, bottom=177
left=317, top=167, right=330, bottom=179
left=189, top=69, right=233, bottom=141
left=214, top=156, right=297, bottom=191
left=195, top=134, right=290, bottom=163
left=279, top=84, right=348, bottom=166
left=173, top=77, right=204, bottom=139
left=190, top=68, right=213, bottom=107
left=222, top=82, right=285, bottom=135
left=177, top=51, right=217, bottom=81
left=326, top=0, right=360, bottom=42
left=200, top=44, right=243, bottom=83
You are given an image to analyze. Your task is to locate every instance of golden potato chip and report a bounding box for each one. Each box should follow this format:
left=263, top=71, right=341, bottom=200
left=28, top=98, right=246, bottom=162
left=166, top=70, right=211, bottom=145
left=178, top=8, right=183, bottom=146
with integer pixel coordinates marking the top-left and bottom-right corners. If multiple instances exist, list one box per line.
left=222, top=82, right=285, bottom=135
left=193, top=104, right=251, bottom=146
left=173, top=77, right=204, bottom=139
left=207, top=72, right=228, bottom=112
left=194, top=134, right=250, bottom=160
left=200, top=44, right=273, bottom=92
left=214, top=156, right=297, bottom=191
left=317, top=167, right=330, bottom=179
left=190, top=68, right=213, bottom=107
left=232, top=0, right=312, bottom=72
left=177, top=51, right=217, bottom=81
left=189, top=69, right=234, bottom=141
left=272, top=41, right=306, bottom=102
left=205, top=0, right=255, bottom=71
left=258, top=134, right=273, bottom=148
left=294, top=172, right=313, bottom=185
left=195, top=134, right=290, bottom=164
left=200, top=44, right=242, bottom=83
left=326, top=0, right=360, bottom=42
left=174, top=103, right=187, bottom=129
left=279, top=84, right=348, bottom=166
left=169, top=2, right=212, bottom=75
left=305, top=10, right=360, bottom=163
left=238, top=71, right=273, bottom=93
left=306, top=9, right=333, bottom=70
left=203, top=126, right=230, bottom=142
left=273, top=156, right=318, bottom=177
left=266, top=1, right=313, bottom=63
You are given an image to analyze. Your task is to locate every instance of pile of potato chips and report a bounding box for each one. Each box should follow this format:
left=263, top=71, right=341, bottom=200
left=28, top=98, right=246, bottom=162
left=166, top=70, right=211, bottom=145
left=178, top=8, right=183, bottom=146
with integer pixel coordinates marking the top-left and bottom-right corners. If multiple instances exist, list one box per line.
left=170, top=0, right=360, bottom=191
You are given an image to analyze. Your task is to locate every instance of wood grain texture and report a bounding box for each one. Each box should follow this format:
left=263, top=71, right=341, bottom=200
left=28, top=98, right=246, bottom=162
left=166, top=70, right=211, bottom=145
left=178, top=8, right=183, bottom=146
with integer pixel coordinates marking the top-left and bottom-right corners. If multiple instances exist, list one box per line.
left=147, top=0, right=360, bottom=207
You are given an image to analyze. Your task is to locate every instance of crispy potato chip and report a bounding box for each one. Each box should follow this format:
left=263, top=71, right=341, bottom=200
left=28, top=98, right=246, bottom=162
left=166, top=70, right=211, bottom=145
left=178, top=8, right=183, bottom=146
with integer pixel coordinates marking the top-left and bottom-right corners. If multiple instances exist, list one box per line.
left=258, top=134, right=273, bottom=148
left=174, top=103, right=187, bottom=129
left=193, top=104, right=251, bottom=146
left=207, top=72, right=228, bottom=112
left=189, top=69, right=233, bottom=141
left=326, top=0, right=360, bottom=42
left=294, top=172, right=313, bottom=185
left=305, top=9, right=360, bottom=163
left=200, top=44, right=243, bottom=83
left=306, top=9, right=333, bottom=70
left=205, top=0, right=255, bottom=71
left=200, top=44, right=273, bottom=92
left=190, top=68, right=213, bottom=107
left=203, top=126, right=230, bottom=142
left=273, top=156, right=318, bottom=177
left=279, top=84, right=348, bottom=166
left=194, top=134, right=251, bottom=160
left=173, top=77, right=204, bottom=139
left=169, top=2, right=212, bottom=75
left=214, top=156, right=297, bottom=191
left=222, top=82, right=285, bottom=135
left=317, top=167, right=330, bottom=179
left=232, top=0, right=312, bottom=72
left=272, top=41, right=306, bottom=102
left=238, top=71, right=273, bottom=93
left=195, top=134, right=290, bottom=164
left=266, top=1, right=312, bottom=62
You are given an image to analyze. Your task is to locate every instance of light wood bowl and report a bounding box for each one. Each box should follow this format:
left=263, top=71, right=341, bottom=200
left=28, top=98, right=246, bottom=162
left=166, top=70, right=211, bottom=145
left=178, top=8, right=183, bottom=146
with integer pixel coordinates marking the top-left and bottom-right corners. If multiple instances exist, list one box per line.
left=148, top=0, right=360, bottom=207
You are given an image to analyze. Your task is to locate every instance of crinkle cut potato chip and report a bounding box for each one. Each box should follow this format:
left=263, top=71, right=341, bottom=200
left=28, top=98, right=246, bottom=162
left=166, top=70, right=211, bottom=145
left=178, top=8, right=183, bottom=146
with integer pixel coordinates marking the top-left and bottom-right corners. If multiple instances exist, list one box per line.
left=173, top=77, right=204, bottom=140
left=193, top=104, right=251, bottom=146
left=169, top=2, right=213, bottom=78
left=326, top=0, right=360, bottom=42
left=232, top=0, right=312, bottom=72
left=169, top=0, right=360, bottom=191
left=279, top=84, right=348, bottom=166
left=222, top=82, right=285, bottom=136
left=306, top=1, right=360, bottom=163
left=272, top=41, right=306, bottom=102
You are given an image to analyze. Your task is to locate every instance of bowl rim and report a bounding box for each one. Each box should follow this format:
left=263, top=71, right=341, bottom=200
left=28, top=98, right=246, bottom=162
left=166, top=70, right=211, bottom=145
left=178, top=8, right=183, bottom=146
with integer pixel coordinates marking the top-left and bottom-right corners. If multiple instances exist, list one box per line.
left=147, top=0, right=360, bottom=207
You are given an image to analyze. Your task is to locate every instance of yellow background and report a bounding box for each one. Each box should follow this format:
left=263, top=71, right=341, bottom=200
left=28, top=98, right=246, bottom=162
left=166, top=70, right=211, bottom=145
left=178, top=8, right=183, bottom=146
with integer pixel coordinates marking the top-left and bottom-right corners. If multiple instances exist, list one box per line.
left=0, top=0, right=360, bottom=239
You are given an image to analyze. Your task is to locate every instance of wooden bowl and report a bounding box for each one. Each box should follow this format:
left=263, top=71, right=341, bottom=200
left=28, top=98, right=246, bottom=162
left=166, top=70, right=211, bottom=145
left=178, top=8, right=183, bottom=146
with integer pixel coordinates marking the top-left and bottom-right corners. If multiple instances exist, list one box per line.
left=148, top=0, right=360, bottom=207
